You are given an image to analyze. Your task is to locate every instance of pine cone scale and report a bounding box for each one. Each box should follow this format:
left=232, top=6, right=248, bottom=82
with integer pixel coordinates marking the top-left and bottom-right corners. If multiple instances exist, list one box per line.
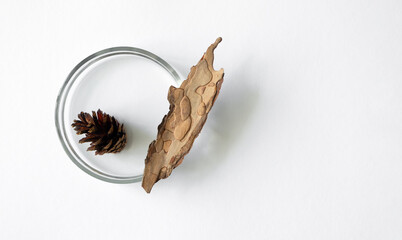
left=71, top=109, right=127, bottom=155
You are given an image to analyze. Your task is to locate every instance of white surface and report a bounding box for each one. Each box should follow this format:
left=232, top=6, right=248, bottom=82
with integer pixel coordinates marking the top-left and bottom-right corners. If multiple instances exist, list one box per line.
left=65, top=54, right=177, bottom=177
left=1, top=0, right=401, bottom=239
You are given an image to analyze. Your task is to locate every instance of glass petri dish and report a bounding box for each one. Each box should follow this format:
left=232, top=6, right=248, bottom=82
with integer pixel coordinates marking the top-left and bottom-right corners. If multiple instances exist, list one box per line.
left=55, top=47, right=182, bottom=183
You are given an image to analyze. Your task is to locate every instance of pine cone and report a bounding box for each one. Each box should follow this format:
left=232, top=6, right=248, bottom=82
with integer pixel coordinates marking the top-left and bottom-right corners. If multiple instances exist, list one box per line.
left=71, top=109, right=127, bottom=155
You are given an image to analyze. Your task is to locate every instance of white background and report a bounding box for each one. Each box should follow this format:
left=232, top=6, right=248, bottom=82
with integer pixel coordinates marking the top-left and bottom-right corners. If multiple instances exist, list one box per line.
left=1, top=0, right=402, bottom=239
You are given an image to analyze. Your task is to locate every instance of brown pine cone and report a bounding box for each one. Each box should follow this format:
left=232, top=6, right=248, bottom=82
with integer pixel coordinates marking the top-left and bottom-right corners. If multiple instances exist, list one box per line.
left=71, top=109, right=127, bottom=155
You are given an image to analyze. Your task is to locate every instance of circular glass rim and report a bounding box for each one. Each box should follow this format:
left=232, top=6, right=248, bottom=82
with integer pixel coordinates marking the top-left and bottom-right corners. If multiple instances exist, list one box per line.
left=55, top=47, right=181, bottom=184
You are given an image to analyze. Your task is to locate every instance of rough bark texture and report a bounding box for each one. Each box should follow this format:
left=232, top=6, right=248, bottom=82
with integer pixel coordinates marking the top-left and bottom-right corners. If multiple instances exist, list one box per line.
left=142, top=37, right=224, bottom=193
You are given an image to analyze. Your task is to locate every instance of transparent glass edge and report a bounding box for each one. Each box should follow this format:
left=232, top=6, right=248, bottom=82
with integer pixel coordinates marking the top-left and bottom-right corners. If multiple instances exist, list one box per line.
left=55, top=47, right=182, bottom=184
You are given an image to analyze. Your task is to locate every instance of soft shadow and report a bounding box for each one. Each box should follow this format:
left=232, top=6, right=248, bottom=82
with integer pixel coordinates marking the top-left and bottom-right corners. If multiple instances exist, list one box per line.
left=176, top=69, right=260, bottom=183
left=123, top=65, right=260, bottom=192
left=122, top=124, right=153, bottom=153
left=116, top=123, right=154, bottom=169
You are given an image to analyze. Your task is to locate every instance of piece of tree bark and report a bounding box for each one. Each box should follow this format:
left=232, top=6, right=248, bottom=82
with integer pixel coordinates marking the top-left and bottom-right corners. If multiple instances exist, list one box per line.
left=142, top=37, right=224, bottom=193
